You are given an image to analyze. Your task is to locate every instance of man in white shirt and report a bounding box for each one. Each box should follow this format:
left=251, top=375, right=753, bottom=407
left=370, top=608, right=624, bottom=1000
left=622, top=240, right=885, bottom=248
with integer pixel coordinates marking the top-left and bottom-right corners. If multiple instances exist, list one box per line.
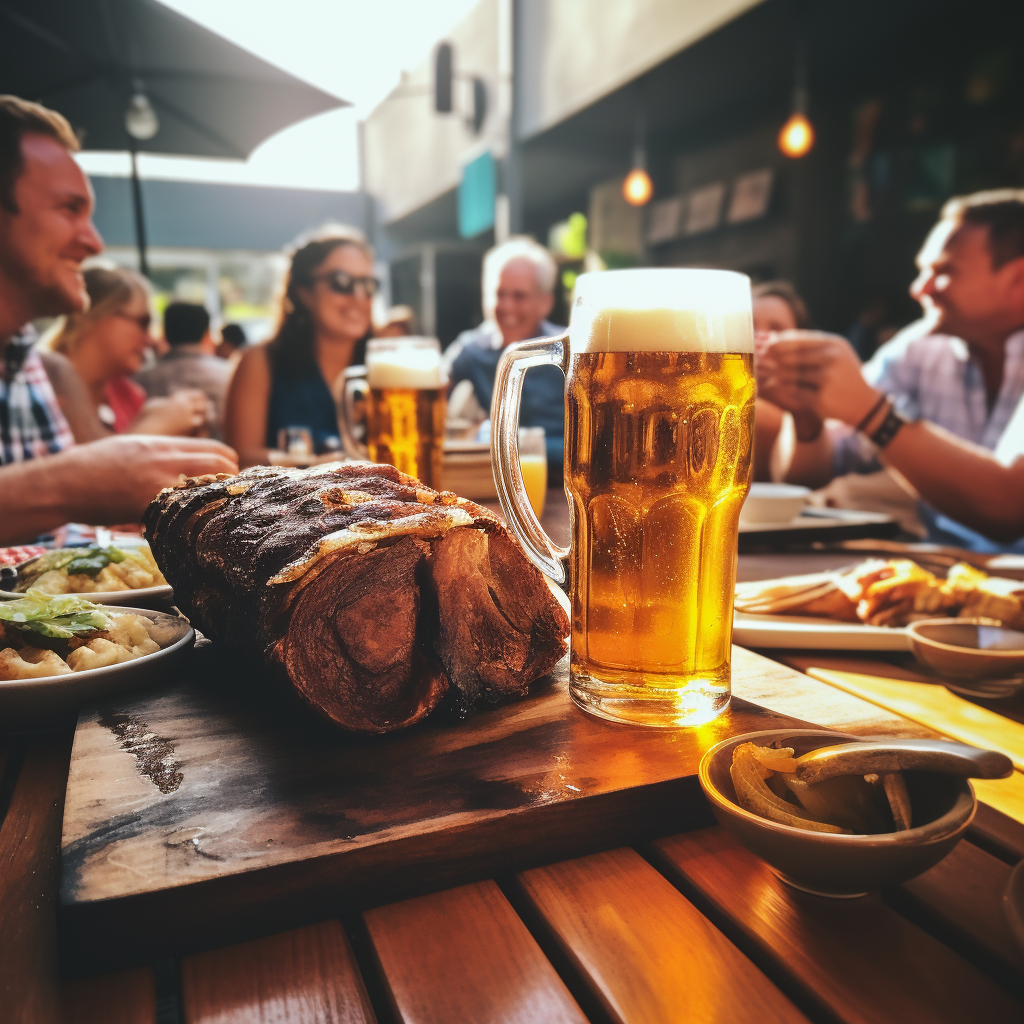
left=761, top=189, right=1024, bottom=550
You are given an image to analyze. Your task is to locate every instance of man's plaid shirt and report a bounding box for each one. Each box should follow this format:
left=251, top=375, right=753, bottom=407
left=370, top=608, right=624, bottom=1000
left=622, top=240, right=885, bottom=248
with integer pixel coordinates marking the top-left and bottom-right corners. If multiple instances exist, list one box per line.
left=1, top=328, right=75, bottom=464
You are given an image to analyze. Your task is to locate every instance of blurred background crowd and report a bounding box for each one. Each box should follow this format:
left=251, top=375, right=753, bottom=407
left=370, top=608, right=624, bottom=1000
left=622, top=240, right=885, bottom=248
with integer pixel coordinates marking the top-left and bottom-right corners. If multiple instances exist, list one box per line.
left=2, top=0, right=1024, bottom=551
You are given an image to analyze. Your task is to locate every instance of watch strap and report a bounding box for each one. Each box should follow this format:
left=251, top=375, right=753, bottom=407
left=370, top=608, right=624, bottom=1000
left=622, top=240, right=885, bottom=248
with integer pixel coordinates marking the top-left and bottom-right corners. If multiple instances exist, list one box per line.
left=869, top=405, right=908, bottom=448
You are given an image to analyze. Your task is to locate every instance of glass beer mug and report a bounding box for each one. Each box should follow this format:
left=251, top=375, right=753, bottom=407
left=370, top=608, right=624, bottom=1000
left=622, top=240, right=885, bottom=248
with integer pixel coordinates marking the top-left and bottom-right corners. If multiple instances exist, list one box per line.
left=341, top=337, right=448, bottom=489
left=492, top=269, right=755, bottom=727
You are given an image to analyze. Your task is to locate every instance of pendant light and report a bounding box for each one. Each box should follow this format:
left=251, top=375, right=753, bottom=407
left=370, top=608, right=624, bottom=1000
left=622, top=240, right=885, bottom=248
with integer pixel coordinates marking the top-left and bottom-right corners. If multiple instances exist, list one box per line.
left=778, top=10, right=814, bottom=159
left=623, top=108, right=653, bottom=206
left=125, top=89, right=159, bottom=141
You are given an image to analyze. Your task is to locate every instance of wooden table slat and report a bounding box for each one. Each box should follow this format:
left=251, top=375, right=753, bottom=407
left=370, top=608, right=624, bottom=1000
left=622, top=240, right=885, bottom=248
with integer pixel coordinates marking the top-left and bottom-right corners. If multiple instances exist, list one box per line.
left=733, top=648, right=931, bottom=738
left=514, top=846, right=809, bottom=1024
left=652, top=826, right=1022, bottom=1024
left=0, top=734, right=73, bottom=1024
left=59, top=967, right=157, bottom=1024
left=969, top=801, right=1024, bottom=862
left=364, top=880, right=589, bottom=1024
left=893, top=839, right=1024, bottom=976
left=180, top=920, right=376, bottom=1024
left=364, top=879, right=587, bottom=1024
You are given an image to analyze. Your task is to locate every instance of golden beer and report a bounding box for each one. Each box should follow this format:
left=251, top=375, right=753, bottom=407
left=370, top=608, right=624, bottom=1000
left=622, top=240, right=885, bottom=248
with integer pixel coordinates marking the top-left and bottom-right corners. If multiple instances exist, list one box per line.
left=491, top=268, right=754, bottom=727
left=366, top=385, right=446, bottom=488
left=565, top=347, right=754, bottom=722
left=363, top=340, right=447, bottom=488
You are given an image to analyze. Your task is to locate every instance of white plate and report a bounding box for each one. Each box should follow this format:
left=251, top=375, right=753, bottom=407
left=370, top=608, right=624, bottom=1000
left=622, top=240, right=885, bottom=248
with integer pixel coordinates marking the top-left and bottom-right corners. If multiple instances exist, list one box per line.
left=739, top=509, right=895, bottom=533
left=0, top=583, right=173, bottom=606
left=732, top=610, right=911, bottom=651
left=0, top=606, right=193, bottom=723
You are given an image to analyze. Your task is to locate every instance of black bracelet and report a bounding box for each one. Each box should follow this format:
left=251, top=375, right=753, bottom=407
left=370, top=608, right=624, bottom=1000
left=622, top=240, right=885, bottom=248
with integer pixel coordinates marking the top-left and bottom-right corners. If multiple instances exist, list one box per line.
left=870, top=406, right=908, bottom=449
left=854, top=393, right=888, bottom=434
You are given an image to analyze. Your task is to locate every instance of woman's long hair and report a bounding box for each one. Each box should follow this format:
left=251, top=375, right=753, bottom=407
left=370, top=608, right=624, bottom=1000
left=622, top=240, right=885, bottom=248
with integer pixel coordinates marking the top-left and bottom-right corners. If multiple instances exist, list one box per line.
left=41, top=264, right=150, bottom=355
left=266, top=224, right=374, bottom=379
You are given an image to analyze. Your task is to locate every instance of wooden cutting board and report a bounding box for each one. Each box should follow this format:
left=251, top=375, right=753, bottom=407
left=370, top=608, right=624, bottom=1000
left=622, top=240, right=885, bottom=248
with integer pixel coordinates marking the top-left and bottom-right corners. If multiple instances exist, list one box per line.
left=59, top=644, right=811, bottom=972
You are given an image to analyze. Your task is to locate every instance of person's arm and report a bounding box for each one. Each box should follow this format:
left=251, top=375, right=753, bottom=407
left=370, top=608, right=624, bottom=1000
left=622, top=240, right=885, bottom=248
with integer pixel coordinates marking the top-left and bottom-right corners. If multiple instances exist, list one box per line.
left=128, top=389, right=211, bottom=436
left=762, top=332, right=1024, bottom=541
left=752, top=399, right=783, bottom=481
left=223, top=346, right=273, bottom=467
left=879, top=421, right=1024, bottom=541
left=0, top=436, right=238, bottom=545
left=780, top=425, right=836, bottom=487
left=37, top=350, right=107, bottom=443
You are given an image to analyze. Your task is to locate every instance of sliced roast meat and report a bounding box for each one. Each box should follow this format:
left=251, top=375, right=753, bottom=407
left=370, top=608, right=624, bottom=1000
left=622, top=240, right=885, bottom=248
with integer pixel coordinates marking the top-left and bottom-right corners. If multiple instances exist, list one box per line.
left=428, top=526, right=569, bottom=711
left=143, top=462, right=568, bottom=733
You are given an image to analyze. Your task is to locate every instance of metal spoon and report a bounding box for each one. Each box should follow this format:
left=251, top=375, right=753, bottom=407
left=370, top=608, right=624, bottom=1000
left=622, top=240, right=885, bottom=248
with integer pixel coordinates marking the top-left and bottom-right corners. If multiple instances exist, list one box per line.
left=794, top=738, right=1013, bottom=784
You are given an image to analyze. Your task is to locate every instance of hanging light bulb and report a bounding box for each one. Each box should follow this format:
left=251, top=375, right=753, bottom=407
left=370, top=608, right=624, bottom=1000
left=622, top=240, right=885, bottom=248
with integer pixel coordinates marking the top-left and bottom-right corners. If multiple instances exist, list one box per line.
left=778, top=112, right=814, bottom=158
left=623, top=167, right=653, bottom=206
left=778, top=9, right=813, bottom=159
left=125, top=91, right=159, bottom=141
left=622, top=107, right=653, bottom=206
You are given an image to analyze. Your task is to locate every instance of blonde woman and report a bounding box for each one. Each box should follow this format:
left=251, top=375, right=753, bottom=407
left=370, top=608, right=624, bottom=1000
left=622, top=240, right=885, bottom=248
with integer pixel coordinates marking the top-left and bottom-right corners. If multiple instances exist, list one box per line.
left=43, top=265, right=210, bottom=436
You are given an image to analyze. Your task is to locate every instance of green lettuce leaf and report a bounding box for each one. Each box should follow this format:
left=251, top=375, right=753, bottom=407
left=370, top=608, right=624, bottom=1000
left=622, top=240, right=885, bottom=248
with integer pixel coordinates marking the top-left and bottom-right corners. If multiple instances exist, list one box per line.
left=0, top=589, right=112, bottom=638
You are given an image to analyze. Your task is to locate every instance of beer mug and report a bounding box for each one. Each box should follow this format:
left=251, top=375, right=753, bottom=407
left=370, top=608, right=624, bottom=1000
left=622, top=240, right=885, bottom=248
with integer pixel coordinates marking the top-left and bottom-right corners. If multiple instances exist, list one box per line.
left=341, top=337, right=448, bottom=489
left=492, top=269, right=755, bottom=727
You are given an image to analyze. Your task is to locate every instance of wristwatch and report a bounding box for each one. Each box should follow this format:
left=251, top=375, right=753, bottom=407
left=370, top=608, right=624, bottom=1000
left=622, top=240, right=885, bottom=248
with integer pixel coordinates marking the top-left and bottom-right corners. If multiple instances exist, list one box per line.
left=869, top=400, right=911, bottom=449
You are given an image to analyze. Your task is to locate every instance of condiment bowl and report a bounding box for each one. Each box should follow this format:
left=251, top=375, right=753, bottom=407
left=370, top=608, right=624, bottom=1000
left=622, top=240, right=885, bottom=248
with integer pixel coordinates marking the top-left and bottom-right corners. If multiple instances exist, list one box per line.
left=907, top=618, right=1024, bottom=682
left=698, top=729, right=976, bottom=897
left=739, top=482, right=810, bottom=525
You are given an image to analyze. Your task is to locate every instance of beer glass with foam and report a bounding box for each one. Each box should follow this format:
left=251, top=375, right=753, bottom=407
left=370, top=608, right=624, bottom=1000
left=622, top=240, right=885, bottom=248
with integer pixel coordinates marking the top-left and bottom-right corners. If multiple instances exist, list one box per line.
left=492, top=269, right=755, bottom=727
left=342, top=337, right=448, bottom=489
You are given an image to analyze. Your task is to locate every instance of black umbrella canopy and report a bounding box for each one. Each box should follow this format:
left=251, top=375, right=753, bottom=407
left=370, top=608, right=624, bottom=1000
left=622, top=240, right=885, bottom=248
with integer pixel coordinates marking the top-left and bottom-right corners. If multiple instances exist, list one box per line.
left=0, top=0, right=348, bottom=158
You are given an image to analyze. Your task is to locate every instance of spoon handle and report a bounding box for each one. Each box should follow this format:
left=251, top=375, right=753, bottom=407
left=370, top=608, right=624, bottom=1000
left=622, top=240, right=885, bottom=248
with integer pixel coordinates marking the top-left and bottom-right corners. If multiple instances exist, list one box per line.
left=794, top=738, right=1013, bottom=783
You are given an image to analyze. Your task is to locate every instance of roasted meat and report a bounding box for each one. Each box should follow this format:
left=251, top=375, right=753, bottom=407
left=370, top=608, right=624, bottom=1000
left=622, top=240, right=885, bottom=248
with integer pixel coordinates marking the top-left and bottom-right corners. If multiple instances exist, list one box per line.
left=143, top=462, right=569, bottom=732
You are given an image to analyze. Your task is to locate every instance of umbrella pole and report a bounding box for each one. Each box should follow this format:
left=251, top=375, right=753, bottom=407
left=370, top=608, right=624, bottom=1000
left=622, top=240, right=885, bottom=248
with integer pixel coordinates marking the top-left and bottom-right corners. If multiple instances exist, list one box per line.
left=129, top=149, right=150, bottom=278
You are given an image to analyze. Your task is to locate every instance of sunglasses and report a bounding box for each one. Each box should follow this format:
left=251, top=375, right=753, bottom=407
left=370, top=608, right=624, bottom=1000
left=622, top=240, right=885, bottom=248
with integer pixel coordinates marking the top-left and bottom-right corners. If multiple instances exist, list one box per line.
left=116, top=312, right=153, bottom=331
left=313, top=270, right=380, bottom=298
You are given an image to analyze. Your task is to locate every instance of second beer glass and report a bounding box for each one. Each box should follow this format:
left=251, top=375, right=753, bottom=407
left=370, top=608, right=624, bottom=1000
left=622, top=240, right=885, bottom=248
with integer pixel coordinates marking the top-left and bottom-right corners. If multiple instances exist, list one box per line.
left=491, top=269, right=755, bottom=728
left=344, top=337, right=448, bottom=489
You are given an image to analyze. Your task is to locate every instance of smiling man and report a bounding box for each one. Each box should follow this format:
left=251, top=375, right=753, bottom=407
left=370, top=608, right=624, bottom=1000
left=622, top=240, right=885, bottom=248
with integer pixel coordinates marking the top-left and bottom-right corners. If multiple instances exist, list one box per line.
left=0, top=95, right=237, bottom=543
left=445, top=236, right=564, bottom=470
left=758, top=189, right=1024, bottom=549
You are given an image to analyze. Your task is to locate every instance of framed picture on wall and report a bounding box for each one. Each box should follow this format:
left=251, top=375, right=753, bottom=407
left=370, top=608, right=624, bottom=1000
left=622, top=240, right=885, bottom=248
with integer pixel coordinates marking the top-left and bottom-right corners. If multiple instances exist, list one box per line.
left=727, top=168, right=774, bottom=224
left=684, top=182, right=726, bottom=234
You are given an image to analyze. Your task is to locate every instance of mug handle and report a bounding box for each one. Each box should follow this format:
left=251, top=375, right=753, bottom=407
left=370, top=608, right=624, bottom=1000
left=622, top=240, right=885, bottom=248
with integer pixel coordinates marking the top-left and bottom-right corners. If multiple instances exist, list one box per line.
left=339, top=373, right=369, bottom=459
left=491, top=332, right=571, bottom=585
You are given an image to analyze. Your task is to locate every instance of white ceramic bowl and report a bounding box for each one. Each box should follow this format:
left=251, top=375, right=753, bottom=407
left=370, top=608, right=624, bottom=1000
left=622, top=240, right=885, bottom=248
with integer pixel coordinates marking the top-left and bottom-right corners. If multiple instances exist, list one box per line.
left=740, top=482, right=811, bottom=525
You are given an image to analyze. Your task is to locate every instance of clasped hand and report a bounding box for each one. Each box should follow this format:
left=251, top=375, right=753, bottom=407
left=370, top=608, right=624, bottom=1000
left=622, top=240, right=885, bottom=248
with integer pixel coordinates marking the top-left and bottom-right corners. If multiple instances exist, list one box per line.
left=756, top=330, right=880, bottom=427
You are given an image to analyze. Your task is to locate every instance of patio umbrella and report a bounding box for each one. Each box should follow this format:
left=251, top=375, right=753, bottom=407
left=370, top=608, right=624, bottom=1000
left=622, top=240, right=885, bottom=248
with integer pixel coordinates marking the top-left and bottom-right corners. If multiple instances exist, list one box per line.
left=0, top=0, right=348, bottom=274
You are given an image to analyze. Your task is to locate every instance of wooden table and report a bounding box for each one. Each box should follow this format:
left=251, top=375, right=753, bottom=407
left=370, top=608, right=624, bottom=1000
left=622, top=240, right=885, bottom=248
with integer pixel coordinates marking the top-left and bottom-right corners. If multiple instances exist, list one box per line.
left=3, top=524, right=1023, bottom=1023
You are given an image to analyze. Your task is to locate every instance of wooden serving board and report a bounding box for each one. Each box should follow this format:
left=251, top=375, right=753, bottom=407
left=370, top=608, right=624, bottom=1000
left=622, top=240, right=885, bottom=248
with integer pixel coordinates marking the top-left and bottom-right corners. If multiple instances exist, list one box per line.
left=59, top=644, right=808, bottom=972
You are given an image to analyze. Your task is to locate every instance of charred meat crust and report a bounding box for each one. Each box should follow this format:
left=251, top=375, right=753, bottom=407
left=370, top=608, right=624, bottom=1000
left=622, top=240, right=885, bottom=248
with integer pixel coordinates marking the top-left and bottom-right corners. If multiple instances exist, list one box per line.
left=143, top=462, right=569, bottom=733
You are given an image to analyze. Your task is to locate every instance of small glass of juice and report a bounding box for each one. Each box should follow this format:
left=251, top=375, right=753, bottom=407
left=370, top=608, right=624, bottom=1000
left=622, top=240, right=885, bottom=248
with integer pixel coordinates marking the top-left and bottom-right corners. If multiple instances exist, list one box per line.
left=518, top=426, right=547, bottom=518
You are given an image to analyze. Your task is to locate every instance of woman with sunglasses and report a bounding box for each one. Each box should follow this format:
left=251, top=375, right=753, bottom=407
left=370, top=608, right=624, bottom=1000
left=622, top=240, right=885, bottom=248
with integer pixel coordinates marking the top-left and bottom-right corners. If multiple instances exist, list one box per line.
left=224, top=225, right=376, bottom=466
left=42, top=264, right=210, bottom=436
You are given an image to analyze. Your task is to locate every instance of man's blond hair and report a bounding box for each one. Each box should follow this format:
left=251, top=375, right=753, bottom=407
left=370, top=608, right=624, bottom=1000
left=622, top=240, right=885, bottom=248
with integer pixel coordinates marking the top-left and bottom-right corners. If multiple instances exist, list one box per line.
left=0, top=95, right=80, bottom=214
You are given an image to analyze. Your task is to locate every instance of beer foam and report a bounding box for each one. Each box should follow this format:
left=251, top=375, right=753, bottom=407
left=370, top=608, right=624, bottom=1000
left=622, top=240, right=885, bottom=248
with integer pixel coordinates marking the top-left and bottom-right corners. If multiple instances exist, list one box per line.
left=569, top=268, right=753, bottom=353
left=366, top=347, right=446, bottom=389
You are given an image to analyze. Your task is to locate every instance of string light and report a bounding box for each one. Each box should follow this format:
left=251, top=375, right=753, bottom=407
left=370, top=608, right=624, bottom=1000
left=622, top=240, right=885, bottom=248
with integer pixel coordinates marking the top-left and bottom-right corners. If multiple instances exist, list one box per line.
left=778, top=112, right=814, bottom=158
left=623, top=167, right=653, bottom=206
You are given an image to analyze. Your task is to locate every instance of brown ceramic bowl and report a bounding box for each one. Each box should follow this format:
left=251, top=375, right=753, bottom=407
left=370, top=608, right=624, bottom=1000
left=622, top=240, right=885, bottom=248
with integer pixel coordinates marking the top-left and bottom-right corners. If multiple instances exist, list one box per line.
left=907, top=618, right=1024, bottom=682
left=698, top=729, right=976, bottom=897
